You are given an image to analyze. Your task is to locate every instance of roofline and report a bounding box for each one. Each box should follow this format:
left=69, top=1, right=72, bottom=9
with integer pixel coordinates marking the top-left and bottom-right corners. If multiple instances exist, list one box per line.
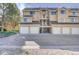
left=23, top=7, right=79, bottom=11
left=23, top=8, right=57, bottom=11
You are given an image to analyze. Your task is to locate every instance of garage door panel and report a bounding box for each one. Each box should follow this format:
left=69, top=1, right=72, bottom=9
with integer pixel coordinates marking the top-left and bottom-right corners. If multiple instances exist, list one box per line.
left=72, top=28, right=79, bottom=34
left=52, top=27, right=61, bottom=34
left=62, top=27, right=70, bottom=34
left=30, top=27, right=39, bottom=34
left=20, top=27, right=29, bottom=34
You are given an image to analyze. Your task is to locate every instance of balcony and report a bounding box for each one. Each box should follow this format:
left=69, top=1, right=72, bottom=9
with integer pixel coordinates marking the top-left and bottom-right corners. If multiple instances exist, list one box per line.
left=69, top=12, right=79, bottom=17
left=20, top=17, right=32, bottom=23
left=69, top=15, right=78, bottom=17
left=39, top=16, right=48, bottom=20
left=68, top=18, right=79, bottom=23
left=58, top=18, right=79, bottom=23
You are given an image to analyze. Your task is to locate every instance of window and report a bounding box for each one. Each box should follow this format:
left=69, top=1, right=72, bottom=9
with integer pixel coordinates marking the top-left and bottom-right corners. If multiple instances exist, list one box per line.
left=61, top=10, right=65, bottom=14
left=24, top=17, right=27, bottom=22
left=71, top=18, right=75, bottom=23
left=24, top=17, right=32, bottom=22
left=51, top=11, right=56, bottom=15
left=58, top=19, right=65, bottom=23
left=70, top=17, right=78, bottom=23
left=43, top=14, right=45, bottom=18
left=72, top=12, right=78, bottom=16
left=42, top=10, right=46, bottom=12
left=30, top=11, right=35, bottom=15
left=71, top=9, right=78, bottom=16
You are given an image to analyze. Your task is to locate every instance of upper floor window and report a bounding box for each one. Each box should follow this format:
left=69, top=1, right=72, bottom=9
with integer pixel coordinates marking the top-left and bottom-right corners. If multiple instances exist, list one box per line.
left=71, top=18, right=74, bottom=22
left=51, top=11, right=56, bottom=15
left=71, top=9, right=78, bottom=12
left=24, top=17, right=27, bottom=22
left=61, top=10, right=66, bottom=14
left=24, top=17, right=32, bottom=23
left=42, top=10, right=46, bottom=11
left=43, top=14, right=45, bottom=18
left=70, top=17, right=78, bottom=23
left=30, top=11, right=35, bottom=15
left=72, top=12, right=78, bottom=16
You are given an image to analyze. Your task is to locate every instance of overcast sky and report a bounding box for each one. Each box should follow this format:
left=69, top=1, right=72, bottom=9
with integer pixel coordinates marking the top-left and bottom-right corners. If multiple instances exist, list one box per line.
left=17, top=3, right=79, bottom=10
left=16, top=3, right=79, bottom=15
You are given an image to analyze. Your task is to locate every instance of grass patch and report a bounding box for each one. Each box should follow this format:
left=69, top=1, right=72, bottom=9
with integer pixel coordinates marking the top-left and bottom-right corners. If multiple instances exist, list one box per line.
left=0, top=31, right=17, bottom=37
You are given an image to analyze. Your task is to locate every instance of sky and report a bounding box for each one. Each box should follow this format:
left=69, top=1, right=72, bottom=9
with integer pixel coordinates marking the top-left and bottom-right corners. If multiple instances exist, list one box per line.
left=16, top=3, right=79, bottom=15
left=17, top=3, right=79, bottom=10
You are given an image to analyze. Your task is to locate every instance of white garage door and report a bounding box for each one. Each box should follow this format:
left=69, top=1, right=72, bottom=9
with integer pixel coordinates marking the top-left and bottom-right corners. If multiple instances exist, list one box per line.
left=52, top=27, right=61, bottom=34
left=72, top=28, right=79, bottom=34
left=62, top=27, right=70, bottom=34
left=30, top=27, right=39, bottom=34
left=20, top=27, right=29, bottom=34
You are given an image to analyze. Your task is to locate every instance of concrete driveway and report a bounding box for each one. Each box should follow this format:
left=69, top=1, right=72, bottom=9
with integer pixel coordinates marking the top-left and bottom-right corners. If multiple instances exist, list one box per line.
left=23, top=34, right=79, bottom=51
left=0, top=34, right=26, bottom=55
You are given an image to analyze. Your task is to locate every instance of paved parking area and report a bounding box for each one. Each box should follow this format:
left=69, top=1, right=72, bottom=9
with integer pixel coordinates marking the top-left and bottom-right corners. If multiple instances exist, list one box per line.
left=23, top=34, right=79, bottom=51
left=0, top=34, right=79, bottom=54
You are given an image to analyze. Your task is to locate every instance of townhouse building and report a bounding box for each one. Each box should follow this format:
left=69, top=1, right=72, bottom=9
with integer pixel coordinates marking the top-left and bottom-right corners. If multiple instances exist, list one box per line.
left=20, top=7, right=79, bottom=34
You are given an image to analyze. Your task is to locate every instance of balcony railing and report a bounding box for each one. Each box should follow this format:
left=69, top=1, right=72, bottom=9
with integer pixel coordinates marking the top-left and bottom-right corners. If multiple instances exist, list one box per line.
left=58, top=18, right=79, bottom=23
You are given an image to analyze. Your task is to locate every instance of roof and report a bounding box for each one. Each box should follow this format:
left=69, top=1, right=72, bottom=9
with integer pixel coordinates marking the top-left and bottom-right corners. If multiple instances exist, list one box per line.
left=23, top=8, right=57, bottom=10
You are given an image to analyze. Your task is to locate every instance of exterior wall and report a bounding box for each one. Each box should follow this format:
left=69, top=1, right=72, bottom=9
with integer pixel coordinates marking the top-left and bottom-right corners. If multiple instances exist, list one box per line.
left=32, top=11, right=40, bottom=21
left=49, top=9, right=57, bottom=21
left=57, top=8, right=69, bottom=23
left=23, top=11, right=31, bottom=16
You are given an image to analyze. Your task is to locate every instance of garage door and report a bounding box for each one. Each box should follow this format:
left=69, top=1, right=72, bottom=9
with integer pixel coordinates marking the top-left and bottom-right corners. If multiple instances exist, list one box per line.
left=20, top=27, right=29, bottom=34
left=52, top=27, right=61, bottom=34
left=72, top=28, right=79, bottom=34
left=30, top=27, right=39, bottom=34
left=62, top=27, right=70, bottom=34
